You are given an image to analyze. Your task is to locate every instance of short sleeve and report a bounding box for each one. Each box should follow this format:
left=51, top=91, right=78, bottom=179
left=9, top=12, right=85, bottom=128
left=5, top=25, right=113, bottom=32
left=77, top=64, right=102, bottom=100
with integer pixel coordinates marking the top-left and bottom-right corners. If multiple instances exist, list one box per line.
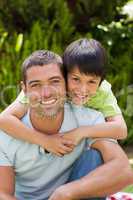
left=100, top=89, right=122, bottom=118
left=0, top=147, right=13, bottom=166
left=17, top=90, right=29, bottom=104
left=86, top=80, right=121, bottom=118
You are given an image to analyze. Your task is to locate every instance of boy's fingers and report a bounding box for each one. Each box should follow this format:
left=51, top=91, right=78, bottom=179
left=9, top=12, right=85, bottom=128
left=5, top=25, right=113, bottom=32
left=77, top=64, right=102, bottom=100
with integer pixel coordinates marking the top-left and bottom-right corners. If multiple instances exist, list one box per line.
left=52, top=150, right=63, bottom=157
left=60, top=145, right=73, bottom=153
left=62, top=139, right=76, bottom=146
left=56, top=152, right=63, bottom=157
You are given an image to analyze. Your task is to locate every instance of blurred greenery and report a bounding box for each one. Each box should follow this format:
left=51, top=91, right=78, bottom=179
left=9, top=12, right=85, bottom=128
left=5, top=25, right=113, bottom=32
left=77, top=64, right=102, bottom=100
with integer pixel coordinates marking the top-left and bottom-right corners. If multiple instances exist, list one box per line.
left=123, top=184, right=133, bottom=192
left=0, top=0, right=133, bottom=145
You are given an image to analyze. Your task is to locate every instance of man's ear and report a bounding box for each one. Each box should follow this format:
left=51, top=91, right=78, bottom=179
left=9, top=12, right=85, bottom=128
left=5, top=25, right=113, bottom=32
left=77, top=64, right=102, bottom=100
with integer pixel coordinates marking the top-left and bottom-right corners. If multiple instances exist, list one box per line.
left=21, top=81, right=26, bottom=94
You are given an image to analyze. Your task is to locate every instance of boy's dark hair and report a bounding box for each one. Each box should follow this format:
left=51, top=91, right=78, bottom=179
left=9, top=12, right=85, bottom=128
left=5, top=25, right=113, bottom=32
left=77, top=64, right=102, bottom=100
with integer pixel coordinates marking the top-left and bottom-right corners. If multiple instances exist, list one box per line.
left=22, top=50, right=64, bottom=84
left=63, top=38, right=107, bottom=80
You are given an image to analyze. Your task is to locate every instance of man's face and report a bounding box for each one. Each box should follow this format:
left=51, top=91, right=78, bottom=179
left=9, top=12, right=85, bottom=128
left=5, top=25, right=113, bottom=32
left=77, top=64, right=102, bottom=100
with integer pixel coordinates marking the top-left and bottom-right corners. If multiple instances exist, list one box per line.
left=23, top=63, right=66, bottom=117
left=67, top=67, right=101, bottom=105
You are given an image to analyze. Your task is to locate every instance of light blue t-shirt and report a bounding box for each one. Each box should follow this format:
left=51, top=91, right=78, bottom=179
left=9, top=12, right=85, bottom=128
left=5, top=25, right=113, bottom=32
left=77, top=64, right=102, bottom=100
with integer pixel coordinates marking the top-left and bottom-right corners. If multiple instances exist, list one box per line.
left=0, top=103, right=105, bottom=200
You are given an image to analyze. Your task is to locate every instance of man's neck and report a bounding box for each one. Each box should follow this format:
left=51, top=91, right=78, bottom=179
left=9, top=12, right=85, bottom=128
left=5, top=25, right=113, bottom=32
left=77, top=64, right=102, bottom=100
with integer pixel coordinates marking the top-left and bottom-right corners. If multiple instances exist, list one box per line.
left=29, top=109, right=64, bottom=135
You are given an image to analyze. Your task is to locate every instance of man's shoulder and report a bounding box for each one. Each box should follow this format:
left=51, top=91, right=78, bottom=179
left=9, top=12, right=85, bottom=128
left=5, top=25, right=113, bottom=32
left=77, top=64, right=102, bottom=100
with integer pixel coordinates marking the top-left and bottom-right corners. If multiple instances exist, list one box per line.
left=0, top=129, right=22, bottom=156
left=0, top=129, right=13, bottom=146
left=73, top=105, right=104, bottom=118
left=0, top=112, right=30, bottom=151
left=70, top=104, right=105, bottom=126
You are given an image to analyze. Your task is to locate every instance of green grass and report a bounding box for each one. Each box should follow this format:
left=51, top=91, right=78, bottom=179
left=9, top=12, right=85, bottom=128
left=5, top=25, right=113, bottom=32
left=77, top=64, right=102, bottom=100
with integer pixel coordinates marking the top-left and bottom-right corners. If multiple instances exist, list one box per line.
left=123, top=185, right=133, bottom=193
left=122, top=163, right=133, bottom=193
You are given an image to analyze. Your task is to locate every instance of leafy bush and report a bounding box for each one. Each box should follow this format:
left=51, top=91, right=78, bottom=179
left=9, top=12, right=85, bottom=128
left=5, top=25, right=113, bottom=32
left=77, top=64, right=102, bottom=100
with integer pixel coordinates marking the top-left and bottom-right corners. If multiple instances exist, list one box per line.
left=93, top=20, right=133, bottom=145
left=0, top=0, right=74, bottom=110
left=0, top=0, right=132, bottom=145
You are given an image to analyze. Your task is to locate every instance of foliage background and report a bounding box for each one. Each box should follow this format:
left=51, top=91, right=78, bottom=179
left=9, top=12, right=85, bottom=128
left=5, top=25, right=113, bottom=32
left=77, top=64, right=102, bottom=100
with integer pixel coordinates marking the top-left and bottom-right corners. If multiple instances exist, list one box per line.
left=0, top=0, right=133, bottom=145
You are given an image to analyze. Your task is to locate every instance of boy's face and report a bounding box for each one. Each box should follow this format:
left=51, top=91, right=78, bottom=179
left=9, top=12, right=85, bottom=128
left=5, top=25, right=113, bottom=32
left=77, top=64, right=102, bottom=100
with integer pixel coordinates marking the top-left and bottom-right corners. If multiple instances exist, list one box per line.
left=67, top=67, right=101, bottom=105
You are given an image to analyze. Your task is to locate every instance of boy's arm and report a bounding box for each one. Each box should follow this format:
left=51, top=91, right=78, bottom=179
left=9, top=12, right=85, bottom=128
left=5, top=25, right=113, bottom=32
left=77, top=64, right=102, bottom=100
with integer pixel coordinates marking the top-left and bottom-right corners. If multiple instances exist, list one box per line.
left=85, top=81, right=128, bottom=139
left=0, top=99, right=45, bottom=145
left=105, top=114, right=127, bottom=138
left=48, top=141, right=133, bottom=200
left=63, top=81, right=127, bottom=143
left=78, top=114, right=127, bottom=140
left=83, top=80, right=127, bottom=140
left=0, top=166, right=17, bottom=200
left=0, top=100, right=74, bottom=156
left=96, top=81, right=127, bottom=139
left=62, top=112, right=127, bottom=146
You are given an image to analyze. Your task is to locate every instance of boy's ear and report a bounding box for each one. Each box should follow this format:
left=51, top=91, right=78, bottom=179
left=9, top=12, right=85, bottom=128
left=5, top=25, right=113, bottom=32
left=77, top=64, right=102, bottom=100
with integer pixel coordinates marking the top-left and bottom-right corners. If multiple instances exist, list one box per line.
left=21, top=81, right=26, bottom=94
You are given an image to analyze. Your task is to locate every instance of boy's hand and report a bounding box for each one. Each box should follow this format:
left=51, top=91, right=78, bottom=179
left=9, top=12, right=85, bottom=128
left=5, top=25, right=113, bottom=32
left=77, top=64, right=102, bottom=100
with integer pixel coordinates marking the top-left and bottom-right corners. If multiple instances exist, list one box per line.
left=41, top=134, right=75, bottom=157
left=62, top=127, right=84, bottom=145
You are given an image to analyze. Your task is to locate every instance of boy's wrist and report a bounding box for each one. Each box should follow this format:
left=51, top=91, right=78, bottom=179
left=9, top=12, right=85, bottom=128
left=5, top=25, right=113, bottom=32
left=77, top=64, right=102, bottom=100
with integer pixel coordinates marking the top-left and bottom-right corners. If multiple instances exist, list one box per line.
left=80, top=126, right=91, bottom=139
left=32, top=130, right=48, bottom=147
left=78, top=127, right=86, bottom=140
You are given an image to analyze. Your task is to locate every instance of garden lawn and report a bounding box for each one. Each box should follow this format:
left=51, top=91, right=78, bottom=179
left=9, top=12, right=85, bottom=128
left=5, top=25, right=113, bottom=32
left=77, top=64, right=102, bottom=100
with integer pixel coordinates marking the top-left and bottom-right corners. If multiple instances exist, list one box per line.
left=123, top=160, right=133, bottom=193
left=123, top=185, right=133, bottom=193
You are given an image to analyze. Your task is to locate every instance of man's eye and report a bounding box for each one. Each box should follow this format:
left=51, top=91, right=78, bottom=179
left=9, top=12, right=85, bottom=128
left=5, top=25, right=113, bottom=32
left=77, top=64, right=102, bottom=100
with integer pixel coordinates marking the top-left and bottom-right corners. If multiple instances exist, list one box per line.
left=51, top=80, right=60, bottom=84
left=31, top=84, right=40, bottom=88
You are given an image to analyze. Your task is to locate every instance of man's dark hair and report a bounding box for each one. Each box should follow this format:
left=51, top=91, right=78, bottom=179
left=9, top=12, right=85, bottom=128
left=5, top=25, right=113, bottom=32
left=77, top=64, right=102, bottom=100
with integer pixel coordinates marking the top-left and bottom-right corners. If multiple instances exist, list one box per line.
left=63, top=38, right=107, bottom=80
left=22, top=50, right=64, bottom=84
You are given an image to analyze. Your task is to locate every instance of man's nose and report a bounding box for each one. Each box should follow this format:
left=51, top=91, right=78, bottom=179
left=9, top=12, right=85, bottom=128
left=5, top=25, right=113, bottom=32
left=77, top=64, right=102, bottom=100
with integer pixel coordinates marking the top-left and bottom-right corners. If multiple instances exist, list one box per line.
left=41, top=86, right=52, bottom=98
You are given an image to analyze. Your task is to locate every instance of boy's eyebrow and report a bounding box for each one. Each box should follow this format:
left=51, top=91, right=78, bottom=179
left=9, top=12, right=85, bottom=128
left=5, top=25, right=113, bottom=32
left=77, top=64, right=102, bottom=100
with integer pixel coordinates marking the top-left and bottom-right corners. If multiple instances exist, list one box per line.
left=70, top=74, right=99, bottom=80
left=70, top=74, right=80, bottom=77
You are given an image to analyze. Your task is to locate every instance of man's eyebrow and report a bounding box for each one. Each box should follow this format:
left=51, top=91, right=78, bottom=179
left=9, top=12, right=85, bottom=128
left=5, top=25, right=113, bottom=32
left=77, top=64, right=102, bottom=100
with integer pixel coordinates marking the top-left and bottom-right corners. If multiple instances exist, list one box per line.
left=28, top=76, right=62, bottom=84
left=49, top=76, right=62, bottom=80
left=28, top=80, right=40, bottom=85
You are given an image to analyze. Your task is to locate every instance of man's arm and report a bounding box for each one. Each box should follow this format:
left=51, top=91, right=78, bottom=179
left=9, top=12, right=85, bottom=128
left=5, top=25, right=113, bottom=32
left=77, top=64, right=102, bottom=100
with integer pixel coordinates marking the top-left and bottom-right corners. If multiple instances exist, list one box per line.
left=49, top=141, right=133, bottom=200
left=0, top=166, right=17, bottom=200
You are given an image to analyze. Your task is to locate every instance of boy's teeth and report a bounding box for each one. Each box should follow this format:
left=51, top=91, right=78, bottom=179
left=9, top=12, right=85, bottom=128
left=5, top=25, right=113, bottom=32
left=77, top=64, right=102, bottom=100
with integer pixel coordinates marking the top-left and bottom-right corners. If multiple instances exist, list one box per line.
left=76, top=94, right=87, bottom=98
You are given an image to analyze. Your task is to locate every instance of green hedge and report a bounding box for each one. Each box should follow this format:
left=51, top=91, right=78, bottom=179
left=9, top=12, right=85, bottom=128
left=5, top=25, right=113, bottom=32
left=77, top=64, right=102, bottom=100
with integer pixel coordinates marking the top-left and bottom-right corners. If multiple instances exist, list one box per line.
left=0, top=0, right=132, bottom=145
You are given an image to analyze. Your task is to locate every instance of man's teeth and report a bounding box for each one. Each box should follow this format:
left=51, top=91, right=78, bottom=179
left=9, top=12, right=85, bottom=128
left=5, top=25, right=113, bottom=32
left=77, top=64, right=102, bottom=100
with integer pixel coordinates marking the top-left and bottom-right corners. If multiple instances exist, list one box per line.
left=41, top=99, right=56, bottom=105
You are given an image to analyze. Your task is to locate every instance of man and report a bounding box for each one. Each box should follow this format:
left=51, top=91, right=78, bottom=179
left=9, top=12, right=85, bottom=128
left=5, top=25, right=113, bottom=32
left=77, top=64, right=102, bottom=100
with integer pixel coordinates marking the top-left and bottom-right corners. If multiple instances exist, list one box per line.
left=0, top=50, right=132, bottom=200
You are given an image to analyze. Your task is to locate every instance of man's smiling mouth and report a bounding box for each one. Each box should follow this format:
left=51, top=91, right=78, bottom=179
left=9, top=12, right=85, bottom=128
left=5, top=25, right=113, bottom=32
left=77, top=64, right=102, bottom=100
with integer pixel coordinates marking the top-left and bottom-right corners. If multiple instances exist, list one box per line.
left=40, top=98, right=57, bottom=106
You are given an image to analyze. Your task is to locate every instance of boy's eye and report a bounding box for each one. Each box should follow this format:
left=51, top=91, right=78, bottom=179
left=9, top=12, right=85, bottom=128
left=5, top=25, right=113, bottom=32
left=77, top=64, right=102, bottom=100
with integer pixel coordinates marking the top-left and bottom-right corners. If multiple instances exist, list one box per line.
left=72, top=77, right=80, bottom=82
left=88, top=80, right=97, bottom=84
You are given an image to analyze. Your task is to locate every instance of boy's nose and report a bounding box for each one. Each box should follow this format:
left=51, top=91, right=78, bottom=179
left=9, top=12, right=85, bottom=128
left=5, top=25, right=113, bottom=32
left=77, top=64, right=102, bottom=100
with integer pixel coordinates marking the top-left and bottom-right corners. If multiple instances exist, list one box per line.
left=80, top=84, right=88, bottom=94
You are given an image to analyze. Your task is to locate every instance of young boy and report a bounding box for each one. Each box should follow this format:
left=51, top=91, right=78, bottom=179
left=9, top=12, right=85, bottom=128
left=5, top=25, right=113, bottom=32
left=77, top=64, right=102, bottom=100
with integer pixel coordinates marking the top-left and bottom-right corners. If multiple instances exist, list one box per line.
left=0, top=38, right=127, bottom=156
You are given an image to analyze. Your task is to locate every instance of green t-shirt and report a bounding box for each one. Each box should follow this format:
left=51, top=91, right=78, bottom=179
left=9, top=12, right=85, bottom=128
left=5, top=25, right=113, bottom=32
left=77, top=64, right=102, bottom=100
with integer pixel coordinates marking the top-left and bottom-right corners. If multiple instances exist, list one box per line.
left=85, top=80, right=121, bottom=118
left=18, top=80, right=121, bottom=118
